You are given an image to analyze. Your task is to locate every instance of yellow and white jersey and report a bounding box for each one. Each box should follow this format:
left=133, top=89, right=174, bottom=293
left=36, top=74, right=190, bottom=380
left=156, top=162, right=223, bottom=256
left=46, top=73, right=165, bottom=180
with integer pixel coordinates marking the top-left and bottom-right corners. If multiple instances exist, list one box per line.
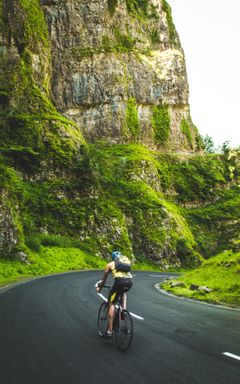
left=111, top=262, right=132, bottom=279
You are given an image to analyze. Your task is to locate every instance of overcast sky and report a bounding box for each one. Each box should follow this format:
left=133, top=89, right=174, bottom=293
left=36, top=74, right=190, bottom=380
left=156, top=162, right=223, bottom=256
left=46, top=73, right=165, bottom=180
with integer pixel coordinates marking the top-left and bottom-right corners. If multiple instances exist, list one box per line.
left=167, top=0, right=240, bottom=148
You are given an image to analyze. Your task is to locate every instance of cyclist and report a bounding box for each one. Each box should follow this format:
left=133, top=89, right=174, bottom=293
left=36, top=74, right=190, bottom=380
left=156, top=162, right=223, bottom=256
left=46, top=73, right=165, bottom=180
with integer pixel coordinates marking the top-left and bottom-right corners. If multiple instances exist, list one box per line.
left=96, top=251, right=133, bottom=337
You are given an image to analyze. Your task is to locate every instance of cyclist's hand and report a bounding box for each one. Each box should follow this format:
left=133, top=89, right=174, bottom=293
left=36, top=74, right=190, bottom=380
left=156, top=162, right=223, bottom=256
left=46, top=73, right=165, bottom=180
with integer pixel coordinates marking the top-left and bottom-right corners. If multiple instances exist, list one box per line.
left=96, top=280, right=102, bottom=292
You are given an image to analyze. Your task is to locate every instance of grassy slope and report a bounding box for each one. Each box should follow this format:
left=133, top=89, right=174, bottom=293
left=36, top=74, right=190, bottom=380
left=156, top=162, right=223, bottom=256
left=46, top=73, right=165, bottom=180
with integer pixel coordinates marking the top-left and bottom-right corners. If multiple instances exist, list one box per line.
left=0, top=245, right=161, bottom=287
left=161, top=250, right=240, bottom=307
left=0, top=247, right=104, bottom=287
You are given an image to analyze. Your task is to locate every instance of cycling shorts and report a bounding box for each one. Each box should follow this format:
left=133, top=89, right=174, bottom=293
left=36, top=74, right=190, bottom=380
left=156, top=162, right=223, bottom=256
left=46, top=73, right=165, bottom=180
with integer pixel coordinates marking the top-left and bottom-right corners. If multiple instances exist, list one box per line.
left=108, top=278, right=133, bottom=304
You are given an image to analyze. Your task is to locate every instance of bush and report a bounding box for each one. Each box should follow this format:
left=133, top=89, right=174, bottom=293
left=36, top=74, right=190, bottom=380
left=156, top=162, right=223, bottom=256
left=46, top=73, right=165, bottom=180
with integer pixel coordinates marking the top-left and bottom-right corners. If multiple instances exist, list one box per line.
left=40, top=235, right=73, bottom=248
left=25, top=236, right=41, bottom=252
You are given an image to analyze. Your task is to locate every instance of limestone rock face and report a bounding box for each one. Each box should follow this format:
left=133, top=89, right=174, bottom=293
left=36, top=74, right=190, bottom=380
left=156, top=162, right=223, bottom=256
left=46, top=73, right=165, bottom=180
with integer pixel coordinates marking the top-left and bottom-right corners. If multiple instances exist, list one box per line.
left=40, top=0, right=199, bottom=151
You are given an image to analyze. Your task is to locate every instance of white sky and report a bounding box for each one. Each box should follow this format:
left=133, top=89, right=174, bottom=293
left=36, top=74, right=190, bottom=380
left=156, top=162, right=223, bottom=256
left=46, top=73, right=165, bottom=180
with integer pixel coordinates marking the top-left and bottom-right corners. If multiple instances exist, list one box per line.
left=167, top=0, right=240, bottom=148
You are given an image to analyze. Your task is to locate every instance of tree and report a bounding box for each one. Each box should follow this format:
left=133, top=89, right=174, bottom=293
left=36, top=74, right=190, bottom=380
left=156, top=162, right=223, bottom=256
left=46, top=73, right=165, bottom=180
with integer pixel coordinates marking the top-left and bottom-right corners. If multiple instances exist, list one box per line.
left=203, top=134, right=215, bottom=153
left=220, top=140, right=231, bottom=155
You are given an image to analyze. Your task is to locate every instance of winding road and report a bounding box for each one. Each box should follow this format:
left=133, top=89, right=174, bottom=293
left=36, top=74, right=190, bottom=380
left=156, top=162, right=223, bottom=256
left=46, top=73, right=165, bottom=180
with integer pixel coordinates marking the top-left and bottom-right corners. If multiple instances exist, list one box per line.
left=0, top=271, right=239, bottom=383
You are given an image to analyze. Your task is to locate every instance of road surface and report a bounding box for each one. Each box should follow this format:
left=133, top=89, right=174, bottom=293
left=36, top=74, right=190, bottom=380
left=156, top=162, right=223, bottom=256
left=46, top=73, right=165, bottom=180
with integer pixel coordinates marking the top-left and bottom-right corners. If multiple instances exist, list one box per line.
left=0, top=271, right=239, bottom=383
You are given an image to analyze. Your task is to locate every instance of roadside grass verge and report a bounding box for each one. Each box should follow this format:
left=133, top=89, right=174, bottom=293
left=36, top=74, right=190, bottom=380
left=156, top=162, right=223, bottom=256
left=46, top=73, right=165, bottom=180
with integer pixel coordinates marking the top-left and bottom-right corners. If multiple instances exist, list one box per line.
left=0, top=245, right=163, bottom=287
left=160, top=250, right=240, bottom=307
left=0, top=247, right=106, bottom=287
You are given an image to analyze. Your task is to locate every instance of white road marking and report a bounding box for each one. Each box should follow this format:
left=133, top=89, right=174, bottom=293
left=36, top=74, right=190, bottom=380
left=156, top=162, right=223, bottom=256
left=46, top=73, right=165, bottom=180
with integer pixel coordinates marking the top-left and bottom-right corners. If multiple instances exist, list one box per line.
left=97, top=292, right=144, bottom=321
left=148, top=274, right=165, bottom=277
left=130, top=312, right=144, bottom=320
left=97, top=293, right=107, bottom=302
left=223, top=352, right=240, bottom=361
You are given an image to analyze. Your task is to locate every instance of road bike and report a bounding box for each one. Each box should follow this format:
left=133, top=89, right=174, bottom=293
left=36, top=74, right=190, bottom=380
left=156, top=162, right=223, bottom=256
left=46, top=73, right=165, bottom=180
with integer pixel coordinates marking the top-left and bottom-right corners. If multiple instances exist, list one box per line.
left=96, top=284, right=133, bottom=352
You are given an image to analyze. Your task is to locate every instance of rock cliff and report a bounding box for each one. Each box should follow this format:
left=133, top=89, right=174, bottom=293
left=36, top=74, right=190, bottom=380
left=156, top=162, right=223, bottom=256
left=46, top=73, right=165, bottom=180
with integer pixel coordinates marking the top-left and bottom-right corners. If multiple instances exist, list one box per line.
left=40, top=0, right=199, bottom=150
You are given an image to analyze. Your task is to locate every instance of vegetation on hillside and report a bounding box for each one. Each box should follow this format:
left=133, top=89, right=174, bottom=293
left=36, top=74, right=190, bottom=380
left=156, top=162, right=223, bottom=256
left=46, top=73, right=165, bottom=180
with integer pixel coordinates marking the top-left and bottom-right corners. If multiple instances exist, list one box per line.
left=160, top=250, right=240, bottom=307
left=1, top=0, right=240, bottom=309
left=0, top=237, right=160, bottom=287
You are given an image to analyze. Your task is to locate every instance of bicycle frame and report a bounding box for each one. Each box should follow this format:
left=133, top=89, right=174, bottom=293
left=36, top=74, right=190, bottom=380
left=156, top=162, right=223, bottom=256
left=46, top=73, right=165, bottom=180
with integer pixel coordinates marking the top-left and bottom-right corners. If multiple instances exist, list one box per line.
left=96, top=282, right=133, bottom=352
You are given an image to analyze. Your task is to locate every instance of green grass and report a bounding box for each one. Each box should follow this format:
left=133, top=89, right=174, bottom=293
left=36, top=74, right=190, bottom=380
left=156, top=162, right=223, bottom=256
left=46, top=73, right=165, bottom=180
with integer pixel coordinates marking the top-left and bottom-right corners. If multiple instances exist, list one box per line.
left=0, top=247, right=106, bottom=287
left=0, top=243, right=163, bottom=287
left=160, top=250, right=240, bottom=307
left=132, top=257, right=164, bottom=271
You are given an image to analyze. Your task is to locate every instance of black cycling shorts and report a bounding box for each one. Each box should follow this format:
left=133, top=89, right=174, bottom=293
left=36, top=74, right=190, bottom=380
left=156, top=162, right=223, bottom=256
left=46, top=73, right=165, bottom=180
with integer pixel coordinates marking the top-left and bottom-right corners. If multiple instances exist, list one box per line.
left=108, top=278, right=133, bottom=304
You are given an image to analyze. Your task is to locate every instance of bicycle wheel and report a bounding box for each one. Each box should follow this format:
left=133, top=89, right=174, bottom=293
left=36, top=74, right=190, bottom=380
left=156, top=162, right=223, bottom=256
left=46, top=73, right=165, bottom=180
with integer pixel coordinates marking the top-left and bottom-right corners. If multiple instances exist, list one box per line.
left=97, top=302, right=108, bottom=337
left=115, top=309, right=133, bottom=352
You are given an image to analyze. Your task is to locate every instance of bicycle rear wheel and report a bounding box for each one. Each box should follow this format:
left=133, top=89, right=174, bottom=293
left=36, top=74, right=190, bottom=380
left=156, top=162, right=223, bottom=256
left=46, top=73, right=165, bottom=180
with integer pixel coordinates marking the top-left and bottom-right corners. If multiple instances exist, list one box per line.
left=115, top=309, right=133, bottom=352
left=97, top=302, right=108, bottom=337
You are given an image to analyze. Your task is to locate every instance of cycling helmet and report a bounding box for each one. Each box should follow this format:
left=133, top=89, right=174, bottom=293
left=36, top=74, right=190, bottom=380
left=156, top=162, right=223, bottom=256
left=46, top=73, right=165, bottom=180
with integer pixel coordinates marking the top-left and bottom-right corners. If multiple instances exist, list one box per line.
left=111, top=251, right=122, bottom=260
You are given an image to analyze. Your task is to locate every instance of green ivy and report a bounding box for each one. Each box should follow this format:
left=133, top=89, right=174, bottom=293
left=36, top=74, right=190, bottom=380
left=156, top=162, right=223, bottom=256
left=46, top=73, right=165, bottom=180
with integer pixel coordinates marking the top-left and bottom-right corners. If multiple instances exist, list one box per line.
left=181, top=118, right=193, bottom=148
left=17, top=0, right=49, bottom=52
left=162, top=0, right=178, bottom=45
left=107, top=0, right=118, bottom=16
left=151, top=106, right=171, bottom=145
left=126, top=0, right=158, bottom=20
left=126, top=97, right=140, bottom=139
left=150, top=29, right=160, bottom=45
left=114, top=28, right=136, bottom=51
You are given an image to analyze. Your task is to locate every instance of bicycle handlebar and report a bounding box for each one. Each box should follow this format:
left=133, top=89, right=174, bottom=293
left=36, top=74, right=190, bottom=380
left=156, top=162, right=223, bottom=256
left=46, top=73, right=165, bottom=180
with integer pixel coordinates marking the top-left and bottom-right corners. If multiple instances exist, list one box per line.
left=95, top=280, right=111, bottom=289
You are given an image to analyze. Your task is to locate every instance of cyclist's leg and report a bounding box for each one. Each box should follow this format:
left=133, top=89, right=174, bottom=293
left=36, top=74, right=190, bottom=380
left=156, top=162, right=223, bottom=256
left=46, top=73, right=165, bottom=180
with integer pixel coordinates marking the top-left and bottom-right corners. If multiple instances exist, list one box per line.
left=108, top=279, right=129, bottom=332
left=121, top=279, right=133, bottom=309
left=107, top=302, right=115, bottom=333
left=121, top=292, right=127, bottom=310
left=107, top=282, right=119, bottom=333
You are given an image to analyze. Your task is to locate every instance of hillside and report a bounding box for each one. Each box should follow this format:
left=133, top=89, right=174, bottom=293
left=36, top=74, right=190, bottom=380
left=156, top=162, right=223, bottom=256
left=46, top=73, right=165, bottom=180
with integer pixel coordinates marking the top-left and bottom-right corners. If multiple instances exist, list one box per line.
left=161, top=250, right=240, bottom=307
left=0, top=0, right=240, bottom=284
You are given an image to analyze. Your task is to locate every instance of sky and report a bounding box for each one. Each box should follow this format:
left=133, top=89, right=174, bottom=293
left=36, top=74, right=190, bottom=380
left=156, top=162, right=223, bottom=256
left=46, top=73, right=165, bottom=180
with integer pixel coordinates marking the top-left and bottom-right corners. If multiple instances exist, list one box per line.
left=167, top=0, right=240, bottom=148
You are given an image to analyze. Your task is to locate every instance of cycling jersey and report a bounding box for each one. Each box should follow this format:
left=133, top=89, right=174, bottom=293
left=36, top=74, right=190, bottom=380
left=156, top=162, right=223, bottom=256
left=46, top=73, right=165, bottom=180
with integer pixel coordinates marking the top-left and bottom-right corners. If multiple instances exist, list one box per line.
left=111, top=265, right=132, bottom=279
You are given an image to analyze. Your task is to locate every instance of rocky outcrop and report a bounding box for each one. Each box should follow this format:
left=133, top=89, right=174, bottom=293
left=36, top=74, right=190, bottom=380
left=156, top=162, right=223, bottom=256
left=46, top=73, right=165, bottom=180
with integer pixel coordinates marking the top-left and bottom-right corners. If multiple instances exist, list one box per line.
left=40, top=0, right=200, bottom=151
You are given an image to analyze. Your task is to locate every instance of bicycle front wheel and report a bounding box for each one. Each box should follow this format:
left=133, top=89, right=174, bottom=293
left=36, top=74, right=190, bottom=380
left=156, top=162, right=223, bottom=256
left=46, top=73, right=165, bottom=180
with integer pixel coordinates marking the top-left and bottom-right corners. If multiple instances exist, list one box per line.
left=97, top=302, right=108, bottom=337
left=115, top=309, right=133, bottom=352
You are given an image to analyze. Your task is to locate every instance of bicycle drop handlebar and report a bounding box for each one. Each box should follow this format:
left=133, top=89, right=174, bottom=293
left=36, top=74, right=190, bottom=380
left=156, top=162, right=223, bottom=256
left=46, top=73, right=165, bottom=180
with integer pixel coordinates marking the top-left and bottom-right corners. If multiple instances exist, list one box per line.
left=95, top=280, right=112, bottom=289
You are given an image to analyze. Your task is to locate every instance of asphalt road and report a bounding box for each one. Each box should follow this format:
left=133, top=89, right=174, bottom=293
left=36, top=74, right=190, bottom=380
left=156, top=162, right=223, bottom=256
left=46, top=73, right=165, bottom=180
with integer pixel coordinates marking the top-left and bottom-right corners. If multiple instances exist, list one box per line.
left=0, top=271, right=239, bottom=384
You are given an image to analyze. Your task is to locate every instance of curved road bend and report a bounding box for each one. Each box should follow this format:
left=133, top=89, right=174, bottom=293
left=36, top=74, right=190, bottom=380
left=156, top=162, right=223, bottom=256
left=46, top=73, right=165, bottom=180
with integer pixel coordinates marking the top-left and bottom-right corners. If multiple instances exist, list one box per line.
left=0, top=271, right=239, bottom=384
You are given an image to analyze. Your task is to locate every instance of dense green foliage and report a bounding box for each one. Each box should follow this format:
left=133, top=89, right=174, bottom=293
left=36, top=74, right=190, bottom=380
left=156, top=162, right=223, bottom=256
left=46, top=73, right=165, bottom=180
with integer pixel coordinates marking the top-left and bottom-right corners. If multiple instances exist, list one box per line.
left=161, top=250, right=240, bottom=307
left=18, top=0, right=49, bottom=50
left=151, top=106, right=171, bottom=145
left=181, top=118, right=193, bottom=148
left=1, top=137, right=239, bottom=266
left=185, top=186, right=240, bottom=258
left=125, top=98, right=140, bottom=139
left=1, top=0, right=240, bottom=310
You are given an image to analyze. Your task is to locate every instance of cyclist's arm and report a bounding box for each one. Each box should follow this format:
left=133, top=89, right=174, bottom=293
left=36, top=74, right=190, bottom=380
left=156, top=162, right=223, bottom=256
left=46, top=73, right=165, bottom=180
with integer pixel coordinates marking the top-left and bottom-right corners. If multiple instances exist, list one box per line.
left=97, top=262, right=113, bottom=292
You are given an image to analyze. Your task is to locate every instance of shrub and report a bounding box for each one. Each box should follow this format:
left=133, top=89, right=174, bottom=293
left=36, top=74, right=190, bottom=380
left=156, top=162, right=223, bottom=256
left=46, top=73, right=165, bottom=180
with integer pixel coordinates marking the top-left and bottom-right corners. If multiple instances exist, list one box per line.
left=25, top=235, right=41, bottom=252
